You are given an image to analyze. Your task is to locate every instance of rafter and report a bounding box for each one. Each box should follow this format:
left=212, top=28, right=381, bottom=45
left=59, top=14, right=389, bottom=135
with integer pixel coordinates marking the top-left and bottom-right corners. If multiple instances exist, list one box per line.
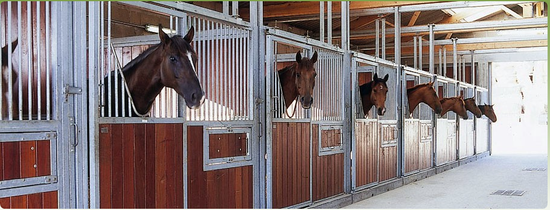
left=408, top=11, right=421, bottom=26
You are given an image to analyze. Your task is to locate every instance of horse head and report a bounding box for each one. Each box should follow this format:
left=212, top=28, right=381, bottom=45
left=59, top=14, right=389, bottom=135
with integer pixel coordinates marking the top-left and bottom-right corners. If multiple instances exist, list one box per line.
left=407, top=82, right=442, bottom=114
left=158, top=25, right=205, bottom=109
left=293, top=51, right=318, bottom=109
left=479, top=104, right=497, bottom=122
left=464, top=97, right=482, bottom=118
left=370, top=73, right=389, bottom=115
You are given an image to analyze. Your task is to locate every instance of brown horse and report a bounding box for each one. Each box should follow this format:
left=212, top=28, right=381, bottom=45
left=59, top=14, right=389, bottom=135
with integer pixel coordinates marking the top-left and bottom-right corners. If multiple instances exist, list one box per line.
left=440, top=94, right=468, bottom=119
left=359, top=73, right=389, bottom=116
left=1, top=39, right=18, bottom=120
left=464, top=97, right=482, bottom=118
left=104, top=26, right=204, bottom=117
left=478, top=104, right=497, bottom=122
left=277, top=51, right=318, bottom=109
left=406, top=82, right=442, bottom=115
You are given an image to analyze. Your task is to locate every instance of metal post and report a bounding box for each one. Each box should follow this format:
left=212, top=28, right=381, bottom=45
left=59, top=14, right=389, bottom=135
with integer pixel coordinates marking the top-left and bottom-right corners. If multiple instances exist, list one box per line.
left=320, top=2, right=324, bottom=42
left=341, top=1, right=351, bottom=193
left=428, top=24, right=434, bottom=74
left=223, top=1, right=229, bottom=15
left=327, top=1, right=332, bottom=45
left=471, top=50, right=475, bottom=85
left=231, top=1, right=238, bottom=17
left=443, top=45, right=447, bottom=77
left=438, top=47, right=442, bottom=75
left=418, top=36, right=423, bottom=70
left=375, top=17, right=380, bottom=58
left=394, top=6, right=404, bottom=178
left=462, top=55, right=466, bottom=82
left=88, top=1, right=100, bottom=208
left=453, top=39, right=457, bottom=80
left=413, top=35, right=417, bottom=69
left=381, top=17, right=386, bottom=59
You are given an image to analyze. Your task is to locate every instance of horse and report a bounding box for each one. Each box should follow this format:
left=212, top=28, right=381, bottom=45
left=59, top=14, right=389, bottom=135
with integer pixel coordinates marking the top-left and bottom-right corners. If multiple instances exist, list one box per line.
left=406, top=82, right=442, bottom=115
left=478, top=104, right=497, bottom=122
left=277, top=51, right=318, bottom=110
left=359, top=73, right=389, bottom=116
left=1, top=39, right=19, bottom=120
left=464, top=97, right=482, bottom=118
left=440, top=94, right=468, bottom=119
left=103, top=26, right=204, bottom=117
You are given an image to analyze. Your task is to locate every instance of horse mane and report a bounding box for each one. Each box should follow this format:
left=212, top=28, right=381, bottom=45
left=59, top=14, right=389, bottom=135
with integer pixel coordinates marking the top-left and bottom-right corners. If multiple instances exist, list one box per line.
left=359, top=81, right=373, bottom=96
left=407, top=83, right=430, bottom=94
left=121, top=43, right=161, bottom=74
left=441, top=96, right=464, bottom=105
left=278, top=63, right=296, bottom=75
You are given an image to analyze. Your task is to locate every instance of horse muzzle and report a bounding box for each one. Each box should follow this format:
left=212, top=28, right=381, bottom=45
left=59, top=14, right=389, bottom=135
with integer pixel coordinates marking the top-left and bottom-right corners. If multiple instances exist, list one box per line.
left=186, top=91, right=205, bottom=109
left=377, top=107, right=386, bottom=116
left=300, top=96, right=314, bottom=109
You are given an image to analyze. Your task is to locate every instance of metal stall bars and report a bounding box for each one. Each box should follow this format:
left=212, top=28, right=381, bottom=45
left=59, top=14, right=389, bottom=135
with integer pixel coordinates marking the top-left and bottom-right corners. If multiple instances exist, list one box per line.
left=88, top=1, right=260, bottom=208
left=351, top=53, right=400, bottom=191
left=265, top=28, right=347, bottom=208
left=0, top=1, right=88, bottom=208
left=402, top=67, right=435, bottom=176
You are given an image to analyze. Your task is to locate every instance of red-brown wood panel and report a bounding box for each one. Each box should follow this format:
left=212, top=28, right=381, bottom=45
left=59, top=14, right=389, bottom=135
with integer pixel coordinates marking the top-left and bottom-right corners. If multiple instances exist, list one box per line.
left=0, top=197, right=10, bottom=208
left=312, top=125, right=344, bottom=202
left=187, top=126, right=253, bottom=208
left=99, top=123, right=184, bottom=208
left=0, top=191, right=58, bottom=209
left=272, top=122, right=310, bottom=208
left=209, top=133, right=247, bottom=159
left=355, top=121, right=378, bottom=187
left=42, top=191, right=58, bottom=208
left=36, top=141, right=50, bottom=176
left=2, top=142, right=20, bottom=180
left=379, top=146, right=397, bottom=182
left=20, top=141, right=37, bottom=178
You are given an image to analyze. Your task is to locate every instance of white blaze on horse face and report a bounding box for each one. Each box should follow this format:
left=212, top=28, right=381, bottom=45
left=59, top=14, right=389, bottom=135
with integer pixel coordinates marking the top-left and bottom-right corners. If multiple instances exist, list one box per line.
left=186, top=52, right=198, bottom=77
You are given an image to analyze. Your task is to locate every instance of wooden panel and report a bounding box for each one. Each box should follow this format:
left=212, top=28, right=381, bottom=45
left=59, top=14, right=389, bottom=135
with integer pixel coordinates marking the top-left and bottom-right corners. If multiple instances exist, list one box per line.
left=379, top=146, right=397, bottom=182
left=321, top=128, right=341, bottom=148
left=209, top=133, right=247, bottom=159
left=419, top=122, right=433, bottom=170
left=0, top=191, right=57, bottom=209
left=404, top=120, right=420, bottom=173
left=2, top=142, right=20, bottom=180
left=312, top=124, right=344, bottom=202
left=187, top=126, right=253, bottom=208
left=458, top=120, right=475, bottom=158
left=272, top=122, right=310, bottom=208
left=355, top=121, right=378, bottom=187
left=1, top=139, right=50, bottom=182
left=99, top=123, right=184, bottom=208
left=358, top=72, right=373, bottom=86
left=476, top=119, right=489, bottom=153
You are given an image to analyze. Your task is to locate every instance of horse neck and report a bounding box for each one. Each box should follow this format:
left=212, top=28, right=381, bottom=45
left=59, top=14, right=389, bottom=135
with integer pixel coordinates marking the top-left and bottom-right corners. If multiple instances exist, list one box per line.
left=360, top=82, right=374, bottom=112
left=407, top=87, right=426, bottom=113
left=123, top=53, right=165, bottom=114
left=440, top=99, right=454, bottom=116
left=278, top=64, right=299, bottom=108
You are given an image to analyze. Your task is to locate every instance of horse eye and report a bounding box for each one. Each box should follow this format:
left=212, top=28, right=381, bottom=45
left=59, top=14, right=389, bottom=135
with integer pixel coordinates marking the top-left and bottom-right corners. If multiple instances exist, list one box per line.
left=296, top=73, right=301, bottom=78
left=170, top=56, right=177, bottom=62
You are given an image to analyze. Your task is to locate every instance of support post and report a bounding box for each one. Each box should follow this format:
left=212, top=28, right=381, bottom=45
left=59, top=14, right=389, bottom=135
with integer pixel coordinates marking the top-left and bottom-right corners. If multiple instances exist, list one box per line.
left=453, top=38, right=457, bottom=80
left=382, top=17, right=386, bottom=59
left=394, top=6, right=404, bottom=178
left=320, top=1, right=325, bottom=43
left=428, top=24, right=434, bottom=74
left=341, top=1, right=352, bottom=194
left=375, top=17, right=380, bottom=58
left=327, top=1, right=332, bottom=45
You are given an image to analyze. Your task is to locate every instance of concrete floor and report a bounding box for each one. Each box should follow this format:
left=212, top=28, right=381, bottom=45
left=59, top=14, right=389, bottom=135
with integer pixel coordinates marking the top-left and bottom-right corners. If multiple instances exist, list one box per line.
left=342, top=154, right=548, bottom=209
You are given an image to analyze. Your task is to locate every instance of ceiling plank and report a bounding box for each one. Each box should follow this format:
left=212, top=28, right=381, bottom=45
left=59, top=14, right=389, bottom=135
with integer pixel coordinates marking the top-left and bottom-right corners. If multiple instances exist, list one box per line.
left=350, top=15, right=383, bottom=30
left=408, top=11, right=421, bottom=26
left=501, top=5, right=523, bottom=18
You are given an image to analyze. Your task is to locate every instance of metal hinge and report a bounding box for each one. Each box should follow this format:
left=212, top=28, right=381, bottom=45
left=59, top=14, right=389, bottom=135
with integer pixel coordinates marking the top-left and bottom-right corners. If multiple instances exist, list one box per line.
left=64, top=85, right=82, bottom=102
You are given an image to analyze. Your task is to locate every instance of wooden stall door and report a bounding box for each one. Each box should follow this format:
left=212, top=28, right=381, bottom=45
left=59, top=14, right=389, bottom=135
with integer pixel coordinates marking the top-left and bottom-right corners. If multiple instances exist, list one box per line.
left=404, top=120, right=420, bottom=174
left=272, top=122, right=310, bottom=208
left=187, top=126, right=253, bottom=208
left=355, top=121, right=378, bottom=188
left=312, top=124, right=344, bottom=202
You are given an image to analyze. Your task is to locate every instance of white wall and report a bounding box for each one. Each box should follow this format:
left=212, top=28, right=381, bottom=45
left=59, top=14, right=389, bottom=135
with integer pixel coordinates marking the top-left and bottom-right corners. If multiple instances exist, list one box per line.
left=491, top=61, right=548, bottom=154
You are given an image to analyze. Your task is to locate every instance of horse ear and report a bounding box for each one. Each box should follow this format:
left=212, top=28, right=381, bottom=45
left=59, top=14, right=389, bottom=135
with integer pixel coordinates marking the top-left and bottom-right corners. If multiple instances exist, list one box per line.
left=383, top=74, right=389, bottom=82
left=310, top=51, right=318, bottom=64
left=158, top=24, right=171, bottom=45
left=184, top=26, right=194, bottom=43
left=373, top=73, right=379, bottom=80
left=296, top=51, right=302, bottom=63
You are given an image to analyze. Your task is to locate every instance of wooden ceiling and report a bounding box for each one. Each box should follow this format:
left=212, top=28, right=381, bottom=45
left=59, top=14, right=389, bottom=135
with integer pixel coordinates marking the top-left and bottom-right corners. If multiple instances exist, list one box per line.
left=191, top=1, right=547, bottom=58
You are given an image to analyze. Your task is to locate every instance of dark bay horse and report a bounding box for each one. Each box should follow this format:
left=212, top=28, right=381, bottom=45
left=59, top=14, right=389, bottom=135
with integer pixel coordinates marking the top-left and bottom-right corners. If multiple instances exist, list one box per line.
left=1, top=39, right=18, bottom=119
left=440, top=94, right=468, bottom=119
left=464, top=97, right=482, bottom=118
left=478, top=104, right=497, bottom=122
left=406, top=82, right=442, bottom=115
left=359, top=73, right=389, bottom=116
left=104, top=26, right=204, bottom=117
left=277, top=51, right=318, bottom=109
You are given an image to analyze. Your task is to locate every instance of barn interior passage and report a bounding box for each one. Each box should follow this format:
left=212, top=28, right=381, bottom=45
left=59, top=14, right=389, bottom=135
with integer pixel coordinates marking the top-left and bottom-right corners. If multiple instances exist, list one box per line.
left=0, top=1, right=546, bottom=209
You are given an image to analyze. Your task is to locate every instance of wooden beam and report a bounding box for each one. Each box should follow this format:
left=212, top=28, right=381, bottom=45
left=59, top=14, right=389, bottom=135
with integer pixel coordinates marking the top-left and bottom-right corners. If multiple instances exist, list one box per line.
left=407, top=11, right=421, bottom=26
left=501, top=5, right=523, bottom=18
left=240, top=1, right=437, bottom=20
left=350, top=15, right=383, bottom=30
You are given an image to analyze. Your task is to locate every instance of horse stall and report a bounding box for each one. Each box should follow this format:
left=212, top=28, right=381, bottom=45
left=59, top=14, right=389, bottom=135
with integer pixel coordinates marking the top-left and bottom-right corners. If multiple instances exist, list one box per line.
left=0, top=1, right=89, bottom=208
left=475, top=88, right=490, bottom=154
left=351, top=53, right=399, bottom=191
left=403, top=69, right=434, bottom=175
left=88, top=2, right=260, bottom=208
left=435, top=78, right=458, bottom=166
left=265, top=29, right=348, bottom=208
left=458, top=84, right=475, bottom=159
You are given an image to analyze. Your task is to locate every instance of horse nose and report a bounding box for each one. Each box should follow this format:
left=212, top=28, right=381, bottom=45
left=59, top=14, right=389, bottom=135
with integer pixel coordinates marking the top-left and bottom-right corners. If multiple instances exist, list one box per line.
left=378, top=108, right=386, bottom=115
left=192, top=91, right=205, bottom=105
left=435, top=107, right=442, bottom=114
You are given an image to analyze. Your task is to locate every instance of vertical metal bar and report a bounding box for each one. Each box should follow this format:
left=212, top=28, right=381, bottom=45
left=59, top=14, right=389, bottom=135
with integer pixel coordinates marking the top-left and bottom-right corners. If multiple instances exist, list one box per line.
left=99, top=2, right=104, bottom=117
left=438, top=47, right=442, bottom=75
left=230, top=26, right=234, bottom=120
left=7, top=1, right=13, bottom=120
left=462, top=55, right=466, bottom=82
left=0, top=2, right=3, bottom=120
left=208, top=20, right=213, bottom=120
left=470, top=50, right=475, bottom=85
left=375, top=18, right=380, bottom=58
left=319, top=2, right=324, bottom=43
left=46, top=2, right=50, bottom=120
left=223, top=1, right=229, bottom=15
left=418, top=36, right=423, bottom=70
left=88, top=2, right=100, bottom=207
left=453, top=39, right=457, bottom=80
left=231, top=1, right=238, bottom=17
left=428, top=24, right=434, bottom=75
left=17, top=2, right=22, bottom=120
left=106, top=2, right=111, bottom=117
left=216, top=22, right=221, bottom=121
left=413, top=35, right=417, bottom=69
left=381, top=18, right=386, bottom=60
left=443, top=45, right=447, bottom=78
left=394, top=6, right=403, bottom=177
left=37, top=2, right=41, bottom=120
left=327, top=1, right=332, bottom=45
left=223, top=24, right=228, bottom=120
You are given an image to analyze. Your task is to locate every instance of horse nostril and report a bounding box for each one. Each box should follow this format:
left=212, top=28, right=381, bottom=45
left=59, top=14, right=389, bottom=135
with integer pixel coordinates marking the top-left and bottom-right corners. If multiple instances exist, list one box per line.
left=310, top=97, right=314, bottom=104
left=300, top=97, right=305, bottom=103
